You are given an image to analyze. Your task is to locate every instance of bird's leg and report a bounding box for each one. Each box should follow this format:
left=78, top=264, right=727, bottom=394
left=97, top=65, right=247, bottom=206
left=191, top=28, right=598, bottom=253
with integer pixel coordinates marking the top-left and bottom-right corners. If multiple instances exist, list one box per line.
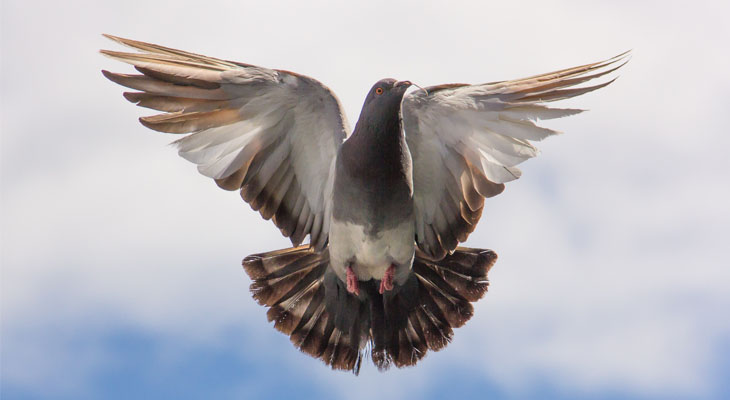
left=379, top=264, right=396, bottom=294
left=346, top=265, right=359, bottom=296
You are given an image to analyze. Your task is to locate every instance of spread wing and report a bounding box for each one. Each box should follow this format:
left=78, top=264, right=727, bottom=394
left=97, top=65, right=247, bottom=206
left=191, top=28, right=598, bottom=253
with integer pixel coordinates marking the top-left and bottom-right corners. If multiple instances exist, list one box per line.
left=403, top=52, right=630, bottom=259
left=101, top=35, right=350, bottom=250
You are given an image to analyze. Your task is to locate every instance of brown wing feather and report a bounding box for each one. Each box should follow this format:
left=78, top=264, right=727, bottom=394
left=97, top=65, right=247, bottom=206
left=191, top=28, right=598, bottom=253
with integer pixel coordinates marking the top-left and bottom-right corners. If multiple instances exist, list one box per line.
left=405, top=51, right=629, bottom=259
left=102, top=35, right=347, bottom=249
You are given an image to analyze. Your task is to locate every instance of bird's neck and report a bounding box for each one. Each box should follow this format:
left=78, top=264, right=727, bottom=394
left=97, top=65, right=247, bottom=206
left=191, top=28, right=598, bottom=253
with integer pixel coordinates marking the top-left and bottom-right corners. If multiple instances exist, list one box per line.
left=344, top=110, right=406, bottom=174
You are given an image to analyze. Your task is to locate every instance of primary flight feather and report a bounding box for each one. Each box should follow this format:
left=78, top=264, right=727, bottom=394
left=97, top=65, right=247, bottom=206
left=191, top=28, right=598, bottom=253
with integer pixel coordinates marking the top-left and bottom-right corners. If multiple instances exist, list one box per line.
left=101, top=34, right=628, bottom=373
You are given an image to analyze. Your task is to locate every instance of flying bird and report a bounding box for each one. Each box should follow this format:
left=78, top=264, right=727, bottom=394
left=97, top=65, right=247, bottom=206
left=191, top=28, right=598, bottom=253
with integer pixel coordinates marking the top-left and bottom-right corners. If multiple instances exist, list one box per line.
left=101, top=35, right=628, bottom=373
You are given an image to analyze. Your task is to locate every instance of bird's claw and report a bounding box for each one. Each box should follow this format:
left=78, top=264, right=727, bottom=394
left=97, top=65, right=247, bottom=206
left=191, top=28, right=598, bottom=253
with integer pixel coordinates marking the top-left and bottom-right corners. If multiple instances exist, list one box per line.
left=346, top=265, right=359, bottom=296
left=379, top=264, right=395, bottom=294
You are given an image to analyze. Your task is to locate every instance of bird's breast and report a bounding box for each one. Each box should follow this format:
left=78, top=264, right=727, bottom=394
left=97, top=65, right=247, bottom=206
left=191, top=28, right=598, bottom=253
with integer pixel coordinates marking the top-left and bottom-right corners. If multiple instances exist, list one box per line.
left=332, top=136, right=414, bottom=232
left=328, top=217, right=415, bottom=283
left=329, top=134, right=416, bottom=284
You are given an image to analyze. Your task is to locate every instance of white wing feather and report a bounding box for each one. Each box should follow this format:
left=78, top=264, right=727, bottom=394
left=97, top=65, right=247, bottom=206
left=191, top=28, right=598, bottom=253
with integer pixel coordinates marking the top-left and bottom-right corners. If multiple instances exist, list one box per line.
left=101, top=35, right=349, bottom=250
left=403, top=52, right=629, bottom=259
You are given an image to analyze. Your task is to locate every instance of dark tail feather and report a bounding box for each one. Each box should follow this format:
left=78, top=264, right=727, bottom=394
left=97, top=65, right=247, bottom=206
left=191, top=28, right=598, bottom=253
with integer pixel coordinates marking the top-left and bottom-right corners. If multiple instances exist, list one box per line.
left=372, top=247, right=498, bottom=369
left=243, top=246, right=366, bottom=374
left=242, top=246, right=497, bottom=373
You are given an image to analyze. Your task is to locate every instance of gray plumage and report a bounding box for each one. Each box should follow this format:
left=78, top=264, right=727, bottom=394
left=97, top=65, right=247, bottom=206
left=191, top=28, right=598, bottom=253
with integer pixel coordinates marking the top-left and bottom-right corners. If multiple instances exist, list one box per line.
left=329, top=79, right=415, bottom=288
left=101, top=35, right=628, bottom=373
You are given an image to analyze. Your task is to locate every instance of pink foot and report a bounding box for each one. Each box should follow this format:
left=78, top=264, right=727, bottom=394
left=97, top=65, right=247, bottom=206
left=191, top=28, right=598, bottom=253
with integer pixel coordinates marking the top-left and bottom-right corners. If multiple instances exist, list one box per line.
left=379, top=264, right=395, bottom=294
left=346, top=265, right=359, bottom=296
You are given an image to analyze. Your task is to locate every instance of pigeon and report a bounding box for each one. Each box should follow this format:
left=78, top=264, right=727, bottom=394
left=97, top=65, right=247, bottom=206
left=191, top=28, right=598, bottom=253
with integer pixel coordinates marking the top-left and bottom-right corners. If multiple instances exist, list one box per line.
left=101, top=35, right=629, bottom=373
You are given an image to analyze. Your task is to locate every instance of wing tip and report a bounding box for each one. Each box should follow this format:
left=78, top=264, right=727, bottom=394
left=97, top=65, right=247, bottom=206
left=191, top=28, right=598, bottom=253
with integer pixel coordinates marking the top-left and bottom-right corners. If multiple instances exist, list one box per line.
left=101, top=33, right=143, bottom=51
left=122, top=92, right=140, bottom=104
left=100, top=69, right=116, bottom=81
left=101, top=33, right=119, bottom=41
left=100, top=34, right=133, bottom=55
left=99, top=49, right=114, bottom=58
left=612, top=49, right=633, bottom=61
left=99, top=49, right=133, bottom=63
left=138, top=116, right=160, bottom=131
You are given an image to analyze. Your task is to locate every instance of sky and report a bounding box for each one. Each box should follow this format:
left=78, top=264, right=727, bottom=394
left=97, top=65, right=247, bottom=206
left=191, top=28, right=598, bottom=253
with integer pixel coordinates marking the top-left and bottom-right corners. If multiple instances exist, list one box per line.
left=2, top=0, right=729, bottom=399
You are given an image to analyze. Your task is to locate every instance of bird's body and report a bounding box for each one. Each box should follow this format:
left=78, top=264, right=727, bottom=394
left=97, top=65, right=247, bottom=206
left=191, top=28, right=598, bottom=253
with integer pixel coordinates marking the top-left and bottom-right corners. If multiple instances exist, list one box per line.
left=101, top=35, right=628, bottom=373
left=330, top=79, right=415, bottom=287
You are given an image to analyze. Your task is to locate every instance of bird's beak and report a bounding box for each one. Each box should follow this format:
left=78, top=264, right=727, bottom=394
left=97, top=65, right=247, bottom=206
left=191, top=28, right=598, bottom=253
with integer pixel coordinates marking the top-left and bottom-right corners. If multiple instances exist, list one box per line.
left=394, top=80, right=412, bottom=89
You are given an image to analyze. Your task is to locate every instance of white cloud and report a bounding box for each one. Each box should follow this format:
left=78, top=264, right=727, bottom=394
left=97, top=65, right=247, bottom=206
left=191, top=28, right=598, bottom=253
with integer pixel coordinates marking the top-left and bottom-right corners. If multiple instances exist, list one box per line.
left=2, top=0, right=729, bottom=398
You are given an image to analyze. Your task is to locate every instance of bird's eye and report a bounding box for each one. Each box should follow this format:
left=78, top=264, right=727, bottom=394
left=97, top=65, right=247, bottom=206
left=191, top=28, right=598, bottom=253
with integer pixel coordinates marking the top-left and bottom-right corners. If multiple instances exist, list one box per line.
left=375, top=87, right=384, bottom=95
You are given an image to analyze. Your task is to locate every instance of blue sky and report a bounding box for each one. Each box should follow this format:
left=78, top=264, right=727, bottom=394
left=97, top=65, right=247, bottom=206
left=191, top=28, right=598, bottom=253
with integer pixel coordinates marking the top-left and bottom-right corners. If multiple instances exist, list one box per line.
left=2, top=1, right=729, bottom=399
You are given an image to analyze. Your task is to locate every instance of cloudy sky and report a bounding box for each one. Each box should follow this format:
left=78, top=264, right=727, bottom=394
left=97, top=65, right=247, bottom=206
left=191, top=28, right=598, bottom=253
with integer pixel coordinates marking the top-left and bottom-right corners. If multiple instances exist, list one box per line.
left=2, top=0, right=729, bottom=399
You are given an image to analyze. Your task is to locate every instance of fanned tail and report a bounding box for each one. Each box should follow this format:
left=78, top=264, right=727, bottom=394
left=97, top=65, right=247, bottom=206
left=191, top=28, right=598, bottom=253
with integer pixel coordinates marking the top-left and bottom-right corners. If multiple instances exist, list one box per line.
left=242, top=246, right=497, bottom=373
left=371, top=247, right=497, bottom=369
left=243, top=246, right=366, bottom=373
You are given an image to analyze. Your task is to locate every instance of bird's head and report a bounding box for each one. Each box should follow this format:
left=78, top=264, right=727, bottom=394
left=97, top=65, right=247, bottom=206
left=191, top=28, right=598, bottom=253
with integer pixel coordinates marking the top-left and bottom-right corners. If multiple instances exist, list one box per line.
left=362, top=78, right=413, bottom=110
left=367, top=78, right=412, bottom=100
left=355, top=79, right=413, bottom=129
